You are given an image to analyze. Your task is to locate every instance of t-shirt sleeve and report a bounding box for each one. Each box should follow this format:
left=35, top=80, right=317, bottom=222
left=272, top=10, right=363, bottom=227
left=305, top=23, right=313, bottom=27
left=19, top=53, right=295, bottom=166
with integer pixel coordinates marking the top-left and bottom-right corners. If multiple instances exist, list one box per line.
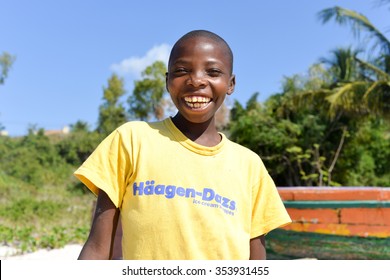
left=251, top=168, right=291, bottom=238
left=73, top=129, right=131, bottom=208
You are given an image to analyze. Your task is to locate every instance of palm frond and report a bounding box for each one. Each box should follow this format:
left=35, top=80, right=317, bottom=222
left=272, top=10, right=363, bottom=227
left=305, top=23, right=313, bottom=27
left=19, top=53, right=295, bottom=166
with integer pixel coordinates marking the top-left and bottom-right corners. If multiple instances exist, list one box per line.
left=364, top=81, right=390, bottom=118
left=318, top=6, right=390, bottom=54
left=326, top=81, right=369, bottom=118
left=356, top=57, right=390, bottom=80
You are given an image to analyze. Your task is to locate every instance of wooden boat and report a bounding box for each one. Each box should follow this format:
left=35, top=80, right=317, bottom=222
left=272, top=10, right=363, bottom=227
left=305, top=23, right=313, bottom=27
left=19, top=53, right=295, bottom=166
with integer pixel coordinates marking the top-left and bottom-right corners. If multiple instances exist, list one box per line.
left=267, top=187, right=390, bottom=259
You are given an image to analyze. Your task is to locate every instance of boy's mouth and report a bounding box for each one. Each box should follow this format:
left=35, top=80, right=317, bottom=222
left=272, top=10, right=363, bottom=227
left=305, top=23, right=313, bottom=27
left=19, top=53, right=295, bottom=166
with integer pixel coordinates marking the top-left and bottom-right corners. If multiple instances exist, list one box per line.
left=184, top=96, right=211, bottom=109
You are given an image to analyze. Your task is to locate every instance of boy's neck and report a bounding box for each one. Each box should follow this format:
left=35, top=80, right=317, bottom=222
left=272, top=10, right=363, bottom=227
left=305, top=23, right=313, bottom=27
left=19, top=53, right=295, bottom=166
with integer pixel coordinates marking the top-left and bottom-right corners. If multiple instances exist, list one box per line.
left=171, top=114, right=221, bottom=147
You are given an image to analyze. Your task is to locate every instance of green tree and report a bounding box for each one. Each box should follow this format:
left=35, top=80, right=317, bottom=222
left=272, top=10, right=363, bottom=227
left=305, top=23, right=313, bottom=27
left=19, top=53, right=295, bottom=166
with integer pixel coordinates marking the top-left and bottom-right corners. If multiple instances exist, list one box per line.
left=318, top=6, right=390, bottom=119
left=97, top=73, right=127, bottom=136
left=56, top=122, right=102, bottom=166
left=128, top=61, right=171, bottom=121
left=305, top=47, right=370, bottom=119
left=71, top=120, right=90, bottom=133
left=0, top=128, right=71, bottom=186
left=278, top=67, right=362, bottom=187
left=229, top=64, right=375, bottom=187
left=0, top=52, right=15, bottom=85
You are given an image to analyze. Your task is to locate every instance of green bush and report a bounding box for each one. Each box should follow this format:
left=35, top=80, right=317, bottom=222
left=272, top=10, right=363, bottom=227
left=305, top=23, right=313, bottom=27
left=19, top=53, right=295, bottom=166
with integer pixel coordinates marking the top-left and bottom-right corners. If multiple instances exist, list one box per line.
left=0, top=171, right=94, bottom=253
left=1, top=198, right=66, bottom=222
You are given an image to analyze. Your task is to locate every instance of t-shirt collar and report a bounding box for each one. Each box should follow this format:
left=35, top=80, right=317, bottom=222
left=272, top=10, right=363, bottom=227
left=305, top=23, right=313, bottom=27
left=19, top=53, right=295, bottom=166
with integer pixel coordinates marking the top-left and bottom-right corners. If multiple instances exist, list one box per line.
left=163, top=117, right=226, bottom=156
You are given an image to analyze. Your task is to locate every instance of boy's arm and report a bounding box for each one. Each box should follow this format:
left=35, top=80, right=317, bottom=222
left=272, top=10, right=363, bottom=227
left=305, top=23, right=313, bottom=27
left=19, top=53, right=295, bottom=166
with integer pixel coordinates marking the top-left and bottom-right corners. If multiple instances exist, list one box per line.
left=249, top=235, right=266, bottom=260
left=78, top=189, right=120, bottom=260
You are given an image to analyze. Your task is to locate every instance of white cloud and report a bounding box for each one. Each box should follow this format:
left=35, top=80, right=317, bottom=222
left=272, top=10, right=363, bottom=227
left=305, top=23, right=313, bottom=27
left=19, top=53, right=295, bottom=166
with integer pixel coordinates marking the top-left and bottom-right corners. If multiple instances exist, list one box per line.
left=110, top=44, right=171, bottom=78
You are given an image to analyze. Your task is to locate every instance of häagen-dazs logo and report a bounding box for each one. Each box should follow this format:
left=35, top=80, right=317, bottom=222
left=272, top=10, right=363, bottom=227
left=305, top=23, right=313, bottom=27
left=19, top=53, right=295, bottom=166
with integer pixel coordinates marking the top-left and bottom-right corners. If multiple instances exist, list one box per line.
left=133, top=180, right=236, bottom=216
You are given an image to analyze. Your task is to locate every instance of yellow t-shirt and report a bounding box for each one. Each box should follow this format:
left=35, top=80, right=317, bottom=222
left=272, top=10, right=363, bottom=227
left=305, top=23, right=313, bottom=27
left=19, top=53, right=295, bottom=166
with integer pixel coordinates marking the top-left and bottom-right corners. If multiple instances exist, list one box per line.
left=74, top=118, right=291, bottom=259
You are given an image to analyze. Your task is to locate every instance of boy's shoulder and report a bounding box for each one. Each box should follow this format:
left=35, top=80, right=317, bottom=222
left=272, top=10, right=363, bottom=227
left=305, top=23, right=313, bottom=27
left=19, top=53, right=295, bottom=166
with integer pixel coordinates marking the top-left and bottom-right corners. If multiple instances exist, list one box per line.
left=115, top=120, right=165, bottom=134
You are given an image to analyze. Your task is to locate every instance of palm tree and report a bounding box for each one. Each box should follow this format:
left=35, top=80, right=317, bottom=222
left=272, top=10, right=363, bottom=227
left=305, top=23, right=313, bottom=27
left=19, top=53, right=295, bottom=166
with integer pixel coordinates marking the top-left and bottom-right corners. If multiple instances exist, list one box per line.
left=317, top=47, right=372, bottom=118
left=317, top=6, right=390, bottom=119
left=320, top=47, right=362, bottom=84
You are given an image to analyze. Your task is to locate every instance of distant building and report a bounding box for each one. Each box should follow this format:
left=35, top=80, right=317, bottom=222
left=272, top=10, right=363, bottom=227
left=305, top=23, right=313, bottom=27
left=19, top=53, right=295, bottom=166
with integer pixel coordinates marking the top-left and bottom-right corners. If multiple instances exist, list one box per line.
left=0, top=130, right=9, bottom=136
left=44, top=126, right=70, bottom=136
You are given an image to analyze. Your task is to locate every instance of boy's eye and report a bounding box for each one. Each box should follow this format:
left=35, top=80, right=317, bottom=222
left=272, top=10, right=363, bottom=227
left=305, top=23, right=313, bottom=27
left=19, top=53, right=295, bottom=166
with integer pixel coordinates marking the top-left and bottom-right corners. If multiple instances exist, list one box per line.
left=173, top=68, right=188, bottom=74
left=207, top=68, right=223, bottom=77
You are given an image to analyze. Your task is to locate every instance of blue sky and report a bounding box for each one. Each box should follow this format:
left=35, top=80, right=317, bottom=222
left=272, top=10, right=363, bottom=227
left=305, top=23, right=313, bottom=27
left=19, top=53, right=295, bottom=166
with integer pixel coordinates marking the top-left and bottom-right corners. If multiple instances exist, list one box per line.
left=1, top=0, right=389, bottom=136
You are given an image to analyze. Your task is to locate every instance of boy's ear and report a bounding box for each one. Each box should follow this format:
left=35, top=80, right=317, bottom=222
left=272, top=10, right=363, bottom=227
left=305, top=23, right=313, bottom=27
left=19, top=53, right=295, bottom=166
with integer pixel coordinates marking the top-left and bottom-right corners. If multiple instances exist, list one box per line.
left=227, top=74, right=236, bottom=95
left=165, top=72, right=169, bottom=92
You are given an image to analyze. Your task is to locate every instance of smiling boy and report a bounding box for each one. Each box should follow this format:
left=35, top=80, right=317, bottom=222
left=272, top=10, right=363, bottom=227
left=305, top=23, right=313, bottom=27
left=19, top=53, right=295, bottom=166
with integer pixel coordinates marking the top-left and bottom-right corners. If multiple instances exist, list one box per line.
left=75, top=30, right=291, bottom=260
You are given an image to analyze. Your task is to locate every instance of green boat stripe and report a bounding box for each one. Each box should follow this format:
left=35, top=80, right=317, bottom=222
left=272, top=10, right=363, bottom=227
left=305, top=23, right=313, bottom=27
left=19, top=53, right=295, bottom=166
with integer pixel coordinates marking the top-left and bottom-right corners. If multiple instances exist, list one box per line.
left=283, top=200, right=390, bottom=208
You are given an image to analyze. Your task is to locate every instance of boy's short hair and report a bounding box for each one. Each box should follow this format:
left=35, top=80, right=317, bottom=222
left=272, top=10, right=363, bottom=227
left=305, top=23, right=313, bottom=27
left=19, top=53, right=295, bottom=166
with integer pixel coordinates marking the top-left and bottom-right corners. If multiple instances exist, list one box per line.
left=168, top=30, right=234, bottom=74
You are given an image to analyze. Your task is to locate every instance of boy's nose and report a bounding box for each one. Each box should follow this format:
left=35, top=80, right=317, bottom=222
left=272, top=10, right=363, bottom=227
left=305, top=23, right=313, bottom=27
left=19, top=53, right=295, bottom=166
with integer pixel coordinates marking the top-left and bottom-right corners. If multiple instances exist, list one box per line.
left=188, top=71, right=206, bottom=87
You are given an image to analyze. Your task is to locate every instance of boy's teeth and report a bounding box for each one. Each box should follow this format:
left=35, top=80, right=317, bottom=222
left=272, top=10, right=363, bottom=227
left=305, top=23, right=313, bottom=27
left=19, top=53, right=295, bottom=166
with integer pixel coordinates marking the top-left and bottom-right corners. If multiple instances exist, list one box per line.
left=184, top=96, right=211, bottom=103
left=187, top=102, right=205, bottom=108
left=184, top=96, right=211, bottom=109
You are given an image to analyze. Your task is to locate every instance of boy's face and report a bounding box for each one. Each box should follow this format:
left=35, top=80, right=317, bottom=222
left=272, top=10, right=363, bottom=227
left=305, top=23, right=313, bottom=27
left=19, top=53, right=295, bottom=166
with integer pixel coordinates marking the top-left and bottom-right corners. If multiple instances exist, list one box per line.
left=166, top=36, right=235, bottom=124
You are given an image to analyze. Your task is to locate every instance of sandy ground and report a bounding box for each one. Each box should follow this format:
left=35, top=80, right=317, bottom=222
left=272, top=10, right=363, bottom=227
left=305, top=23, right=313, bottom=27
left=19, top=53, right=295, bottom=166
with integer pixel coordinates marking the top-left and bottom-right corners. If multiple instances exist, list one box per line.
left=0, top=244, right=82, bottom=260
left=1, top=245, right=316, bottom=260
